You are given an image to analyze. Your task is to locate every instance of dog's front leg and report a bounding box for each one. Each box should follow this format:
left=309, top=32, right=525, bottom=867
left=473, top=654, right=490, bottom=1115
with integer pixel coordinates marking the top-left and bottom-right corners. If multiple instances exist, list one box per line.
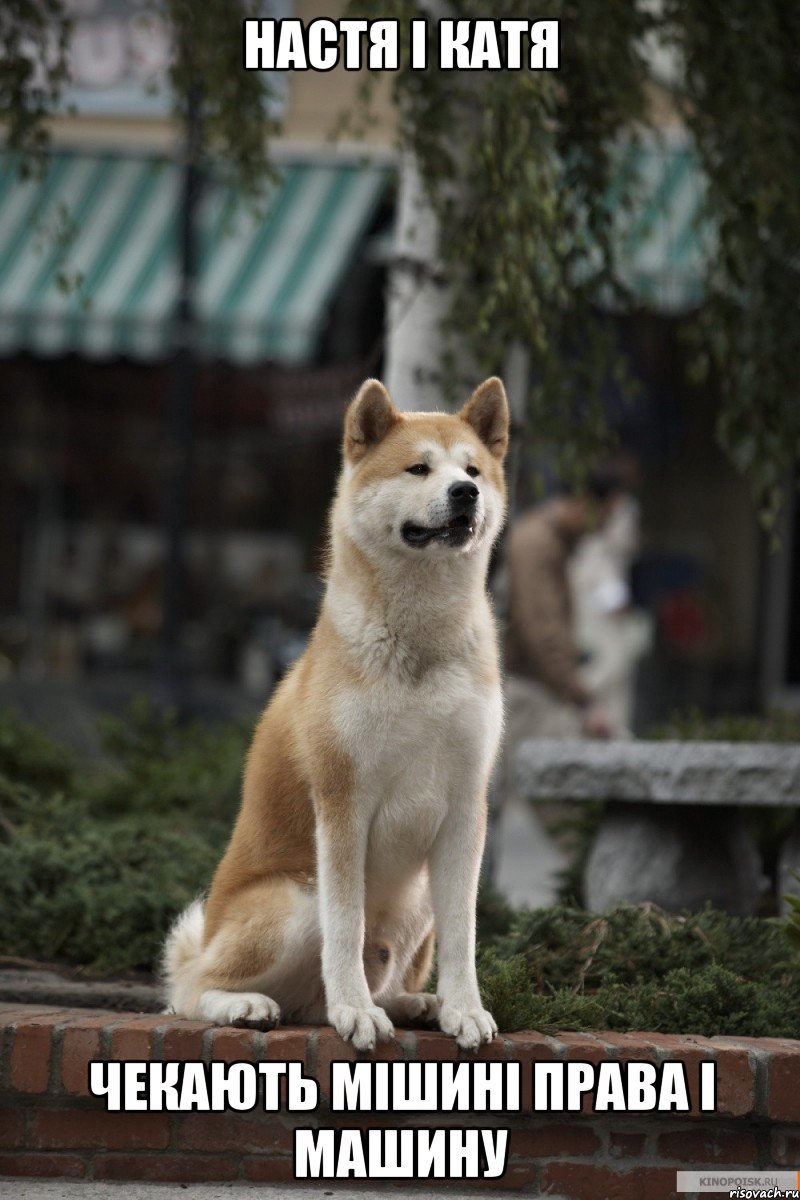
left=428, top=795, right=497, bottom=1050
left=316, top=810, right=394, bottom=1051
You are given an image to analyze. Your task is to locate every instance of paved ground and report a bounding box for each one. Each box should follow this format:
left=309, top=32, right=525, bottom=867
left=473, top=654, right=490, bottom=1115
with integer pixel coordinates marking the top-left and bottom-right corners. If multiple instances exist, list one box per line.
left=1, top=1183, right=557, bottom=1200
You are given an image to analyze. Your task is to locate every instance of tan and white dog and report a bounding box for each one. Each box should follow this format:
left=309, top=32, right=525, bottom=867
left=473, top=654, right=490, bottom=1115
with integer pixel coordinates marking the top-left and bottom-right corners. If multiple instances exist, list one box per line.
left=163, top=376, right=509, bottom=1051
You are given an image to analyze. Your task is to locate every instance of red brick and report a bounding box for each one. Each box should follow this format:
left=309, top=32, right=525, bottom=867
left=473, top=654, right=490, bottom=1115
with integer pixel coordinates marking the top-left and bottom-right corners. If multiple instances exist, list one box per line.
left=561, top=1032, right=618, bottom=1051
left=621, top=1033, right=755, bottom=1119
left=657, top=1127, right=758, bottom=1164
left=244, top=1155, right=302, bottom=1183
left=457, top=1161, right=539, bottom=1190
left=0, top=1107, right=25, bottom=1148
left=557, top=1032, right=612, bottom=1059
left=263, top=1027, right=311, bottom=1064
left=176, top=1112, right=293, bottom=1154
left=715, top=1036, right=800, bottom=1053
left=505, top=1031, right=558, bottom=1111
left=314, top=1024, right=407, bottom=1101
left=511, top=1123, right=601, bottom=1159
left=540, top=1162, right=637, bottom=1200
left=608, top=1031, right=756, bottom=1120
left=608, top=1130, right=648, bottom=1159
left=60, top=1020, right=114, bottom=1096
left=505, top=1031, right=559, bottom=1060
left=160, top=1020, right=211, bottom=1062
left=94, top=1153, right=239, bottom=1182
left=30, top=1108, right=170, bottom=1151
left=649, top=1039, right=751, bottom=1120
left=262, top=1027, right=313, bottom=1108
left=712, top=1046, right=756, bottom=1119
left=768, top=1046, right=800, bottom=1123
left=316, top=1027, right=356, bottom=1101
left=771, top=1128, right=800, bottom=1166
left=379, top=1031, right=412, bottom=1060
left=337, top=1111, right=410, bottom=1132
left=464, top=1034, right=507, bottom=1063
left=659, top=1042, right=711, bottom=1117
left=108, top=1016, right=168, bottom=1062
left=209, top=1026, right=258, bottom=1063
left=10, top=1015, right=63, bottom=1093
left=311, top=1022, right=407, bottom=1099
left=0, top=1005, right=63, bottom=1023
left=55, top=1006, right=117, bottom=1019
left=641, top=1166, right=683, bottom=1200
left=0, top=1152, right=86, bottom=1178
left=414, top=1030, right=459, bottom=1061
left=554, top=1032, right=611, bottom=1116
left=598, top=1032, right=710, bottom=1116
left=541, top=1163, right=680, bottom=1200
left=593, top=1032, right=661, bottom=1057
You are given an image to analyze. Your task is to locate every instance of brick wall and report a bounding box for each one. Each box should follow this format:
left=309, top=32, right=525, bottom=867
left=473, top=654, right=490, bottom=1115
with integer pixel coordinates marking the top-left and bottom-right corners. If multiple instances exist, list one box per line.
left=1, top=1003, right=799, bottom=1197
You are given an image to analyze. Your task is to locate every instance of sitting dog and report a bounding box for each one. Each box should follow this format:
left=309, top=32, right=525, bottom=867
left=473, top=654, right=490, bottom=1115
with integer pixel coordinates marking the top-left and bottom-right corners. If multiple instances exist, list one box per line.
left=163, top=376, right=509, bottom=1050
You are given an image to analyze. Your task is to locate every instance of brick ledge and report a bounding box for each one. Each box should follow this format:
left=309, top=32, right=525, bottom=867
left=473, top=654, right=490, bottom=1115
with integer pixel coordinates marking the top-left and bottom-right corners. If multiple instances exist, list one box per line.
left=2, top=1003, right=799, bottom=1196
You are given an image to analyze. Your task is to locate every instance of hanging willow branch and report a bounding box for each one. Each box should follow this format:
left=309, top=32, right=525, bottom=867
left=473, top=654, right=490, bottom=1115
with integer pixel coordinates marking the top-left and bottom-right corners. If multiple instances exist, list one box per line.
left=345, top=0, right=655, bottom=484
left=0, top=0, right=71, bottom=167
left=1, top=0, right=279, bottom=195
left=663, top=0, right=800, bottom=528
left=347, top=0, right=800, bottom=514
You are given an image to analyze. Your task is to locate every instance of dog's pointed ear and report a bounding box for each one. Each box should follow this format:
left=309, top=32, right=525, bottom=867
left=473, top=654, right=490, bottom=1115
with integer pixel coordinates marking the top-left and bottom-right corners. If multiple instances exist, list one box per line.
left=344, top=379, right=400, bottom=462
left=459, top=377, right=509, bottom=460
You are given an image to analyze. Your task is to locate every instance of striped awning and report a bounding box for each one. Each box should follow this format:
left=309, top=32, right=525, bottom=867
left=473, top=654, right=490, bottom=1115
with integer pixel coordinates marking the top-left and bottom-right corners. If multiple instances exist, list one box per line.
left=611, top=133, right=711, bottom=312
left=0, top=151, right=389, bottom=363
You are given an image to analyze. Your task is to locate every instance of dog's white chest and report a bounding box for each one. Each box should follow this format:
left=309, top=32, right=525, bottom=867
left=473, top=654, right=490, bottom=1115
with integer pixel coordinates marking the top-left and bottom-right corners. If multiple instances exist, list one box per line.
left=335, top=661, right=497, bottom=777
left=332, top=662, right=501, bottom=885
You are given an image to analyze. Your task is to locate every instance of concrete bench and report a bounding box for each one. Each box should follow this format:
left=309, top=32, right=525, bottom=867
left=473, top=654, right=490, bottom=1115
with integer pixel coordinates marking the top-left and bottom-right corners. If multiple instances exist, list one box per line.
left=516, top=739, right=800, bottom=914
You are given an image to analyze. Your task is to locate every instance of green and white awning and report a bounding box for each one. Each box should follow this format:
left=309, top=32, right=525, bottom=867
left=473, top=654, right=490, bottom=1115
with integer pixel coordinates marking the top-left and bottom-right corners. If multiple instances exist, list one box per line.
left=611, top=133, right=711, bottom=312
left=0, top=151, right=389, bottom=363
left=0, top=135, right=709, bottom=362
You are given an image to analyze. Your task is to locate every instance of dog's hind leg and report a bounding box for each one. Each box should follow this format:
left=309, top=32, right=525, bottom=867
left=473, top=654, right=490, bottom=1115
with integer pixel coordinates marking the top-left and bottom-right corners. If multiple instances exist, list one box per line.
left=197, top=988, right=281, bottom=1029
left=164, top=876, right=323, bottom=1027
left=403, top=925, right=436, bottom=994
left=380, top=924, right=440, bottom=1026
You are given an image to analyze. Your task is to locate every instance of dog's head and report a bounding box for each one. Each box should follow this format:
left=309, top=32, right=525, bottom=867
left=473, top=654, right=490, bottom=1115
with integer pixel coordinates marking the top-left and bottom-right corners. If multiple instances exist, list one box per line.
left=336, top=377, right=509, bottom=562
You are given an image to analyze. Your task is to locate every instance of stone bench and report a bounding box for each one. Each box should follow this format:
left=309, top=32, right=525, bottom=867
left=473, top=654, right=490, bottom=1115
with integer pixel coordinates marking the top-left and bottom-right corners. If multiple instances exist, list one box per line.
left=515, top=740, right=800, bottom=914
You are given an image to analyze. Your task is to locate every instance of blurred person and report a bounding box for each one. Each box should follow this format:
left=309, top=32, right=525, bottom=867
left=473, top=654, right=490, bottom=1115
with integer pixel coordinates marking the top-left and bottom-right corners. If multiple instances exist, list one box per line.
left=570, top=490, right=653, bottom=733
left=489, top=469, right=628, bottom=908
left=504, top=469, right=628, bottom=743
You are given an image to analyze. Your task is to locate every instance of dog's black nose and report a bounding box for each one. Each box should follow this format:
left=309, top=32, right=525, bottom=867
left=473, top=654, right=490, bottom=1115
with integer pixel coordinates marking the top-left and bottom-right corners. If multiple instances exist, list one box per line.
left=448, top=480, right=479, bottom=508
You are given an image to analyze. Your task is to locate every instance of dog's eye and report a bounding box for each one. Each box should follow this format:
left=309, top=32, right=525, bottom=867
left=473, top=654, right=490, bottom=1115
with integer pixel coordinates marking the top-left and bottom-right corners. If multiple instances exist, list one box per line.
left=466, top=465, right=480, bottom=478
left=406, top=463, right=430, bottom=476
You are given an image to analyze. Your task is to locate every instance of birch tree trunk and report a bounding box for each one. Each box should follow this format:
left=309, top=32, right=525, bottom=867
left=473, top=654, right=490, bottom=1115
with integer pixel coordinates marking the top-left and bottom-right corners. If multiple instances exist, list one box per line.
left=383, top=150, right=452, bottom=412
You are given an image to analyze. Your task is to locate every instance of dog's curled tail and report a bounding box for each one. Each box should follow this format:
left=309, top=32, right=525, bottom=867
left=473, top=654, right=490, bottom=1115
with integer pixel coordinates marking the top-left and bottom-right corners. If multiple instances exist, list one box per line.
left=161, top=898, right=205, bottom=1014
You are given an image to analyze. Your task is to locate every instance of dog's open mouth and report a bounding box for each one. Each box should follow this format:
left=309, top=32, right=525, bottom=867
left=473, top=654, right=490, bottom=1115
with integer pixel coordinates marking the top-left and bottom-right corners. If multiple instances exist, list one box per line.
left=401, top=513, right=476, bottom=548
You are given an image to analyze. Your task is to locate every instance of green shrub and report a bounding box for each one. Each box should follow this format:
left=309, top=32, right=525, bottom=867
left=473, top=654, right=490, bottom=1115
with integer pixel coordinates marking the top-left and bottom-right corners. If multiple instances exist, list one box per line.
left=493, top=903, right=795, bottom=990
left=0, top=707, right=74, bottom=791
left=785, top=873, right=800, bottom=954
left=90, top=697, right=248, bottom=820
left=0, top=815, right=225, bottom=974
left=648, top=707, right=800, bottom=743
left=0, top=701, right=246, bottom=975
left=475, top=902, right=800, bottom=1037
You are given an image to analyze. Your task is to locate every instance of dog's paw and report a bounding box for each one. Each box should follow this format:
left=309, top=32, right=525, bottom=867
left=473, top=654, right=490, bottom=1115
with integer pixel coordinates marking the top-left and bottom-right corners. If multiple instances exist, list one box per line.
left=329, top=1003, right=394, bottom=1051
left=438, top=1002, right=497, bottom=1050
left=384, top=992, right=440, bottom=1025
left=199, top=989, right=281, bottom=1029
